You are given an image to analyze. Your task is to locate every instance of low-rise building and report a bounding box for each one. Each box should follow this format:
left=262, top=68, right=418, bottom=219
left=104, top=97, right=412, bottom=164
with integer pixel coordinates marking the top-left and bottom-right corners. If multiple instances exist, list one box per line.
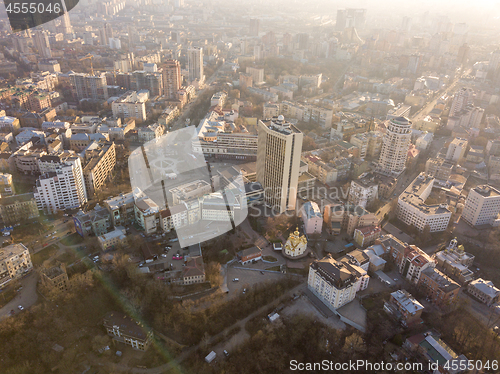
left=0, top=193, right=39, bottom=225
left=73, top=205, right=111, bottom=237
left=134, top=197, right=160, bottom=235
left=433, top=238, right=474, bottom=284
left=104, top=192, right=135, bottom=227
left=323, top=203, right=379, bottom=237
left=238, top=246, right=262, bottom=265
left=467, top=278, right=500, bottom=306
left=0, top=243, right=33, bottom=288
left=353, top=225, right=381, bottom=248
left=40, top=263, right=69, bottom=292
left=397, top=173, right=451, bottom=233
left=98, top=226, right=127, bottom=251
left=386, top=290, right=424, bottom=325
left=182, top=256, right=206, bottom=285
left=418, top=267, right=460, bottom=308
left=138, top=124, right=164, bottom=143
left=103, top=311, right=153, bottom=351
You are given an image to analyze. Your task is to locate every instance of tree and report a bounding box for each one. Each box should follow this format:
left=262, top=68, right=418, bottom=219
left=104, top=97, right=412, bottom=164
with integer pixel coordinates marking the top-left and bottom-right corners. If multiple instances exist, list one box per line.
left=205, top=262, right=223, bottom=287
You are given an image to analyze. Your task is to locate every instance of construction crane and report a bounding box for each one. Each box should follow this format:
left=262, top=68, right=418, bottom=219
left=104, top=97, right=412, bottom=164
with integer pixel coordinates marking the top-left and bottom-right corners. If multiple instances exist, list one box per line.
left=79, top=54, right=94, bottom=75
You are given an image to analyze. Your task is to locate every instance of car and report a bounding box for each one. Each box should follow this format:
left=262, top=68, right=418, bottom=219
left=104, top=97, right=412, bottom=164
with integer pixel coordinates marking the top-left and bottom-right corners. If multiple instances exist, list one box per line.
left=18, top=305, right=24, bottom=311
left=393, top=278, right=398, bottom=282
left=223, top=350, right=229, bottom=357
left=242, top=288, right=247, bottom=294
left=232, top=278, right=239, bottom=282
left=260, top=271, right=264, bottom=275
left=172, top=254, right=184, bottom=260
left=161, top=254, right=167, bottom=258
left=66, top=231, right=72, bottom=235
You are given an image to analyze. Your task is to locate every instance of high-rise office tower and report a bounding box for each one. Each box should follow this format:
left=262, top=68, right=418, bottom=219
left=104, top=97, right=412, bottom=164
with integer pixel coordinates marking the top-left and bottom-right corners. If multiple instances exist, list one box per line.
left=33, top=31, right=52, bottom=59
left=249, top=18, right=260, bottom=36
left=377, top=116, right=412, bottom=177
left=162, top=60, right=182, bottom=99
left=187, top=47, right=204, bottom=82
left=449, top=87, right=474, bottom=117
left=256, top=116, right=303, bottom=214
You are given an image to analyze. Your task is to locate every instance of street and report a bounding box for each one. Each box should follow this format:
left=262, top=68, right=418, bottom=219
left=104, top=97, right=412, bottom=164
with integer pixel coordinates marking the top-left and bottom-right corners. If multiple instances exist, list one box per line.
left=0, top=272, right=38, bottom=320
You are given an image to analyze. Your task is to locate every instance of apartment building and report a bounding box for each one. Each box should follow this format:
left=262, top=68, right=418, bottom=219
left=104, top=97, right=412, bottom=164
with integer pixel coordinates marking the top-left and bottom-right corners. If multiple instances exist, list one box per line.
left=73, top=205, right=112, bottom=237
left=386, top=104, right=411, bottom=120
left=0, top=243, right=33, bottom=288
left=187, top=47, right=204, bottom=83
left=0, top=172, right=14, bottom=197
left=40, top=263, right=69, bottom=292
left=425, top=158, right=454, bottom=180
left=467, top=278, right=500, bottom=306
left=112, top=91, right=148, bottom=123
left=397, top=173, right=452, bottom=233
left=377, top=116, right=412, bottom=177
left=256, top=116, right=303, bottom=214
left=386, top=290, right=424, bottom=325
left=300, top=201, right=323, bottom=234
left=104, top=192, right=135, bottom=227
left=353, top=225, right=381, bottom=247
left=323, top=203, right=379, bottom=236
left=308, top=255, right=364, bottom=310
left=348, top=178, right=378, bottom=208
left=82, top=142, right=116, bottom=197
left=399, top=245, right=435, bottom=284
left=138, top=124, right=164, bottom=143
left=446, top=138, right=468, bottom=163
left=161, top=60, right=182, bottom=99
left=418, top=267, right=460, bottom=308
left=34, top=158, right=88, bottom=214
left=182, top=256, right=206, bottom=285
left=263, top=102, right=280, bottom=118
left=280, top=101, right=334, bottom=129
left=98, top=226, right=127, bottom=251
left=349, top=131, right=383, bottom=159
left=134, top=196, right=160, bottom=235
left=103, top=312, right=153, bottom=351
left=160, top=204, right=189, bottom=233
left=70, top=73, right=109, bottom=100
left=461, top=185, right=500, bottom=227
left=0, top=193, right=39, bottom=225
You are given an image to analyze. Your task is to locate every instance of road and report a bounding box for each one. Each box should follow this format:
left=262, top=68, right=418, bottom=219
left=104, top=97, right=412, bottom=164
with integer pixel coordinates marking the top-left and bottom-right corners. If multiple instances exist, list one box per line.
left=0, top=271, right=38, bottom=320
left=98, top=282, right=306, bottom=374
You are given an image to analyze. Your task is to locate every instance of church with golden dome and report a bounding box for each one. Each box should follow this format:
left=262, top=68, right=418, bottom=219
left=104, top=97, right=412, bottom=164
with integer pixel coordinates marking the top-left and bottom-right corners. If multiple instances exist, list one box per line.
left=283, top=228, right=308, bottom=259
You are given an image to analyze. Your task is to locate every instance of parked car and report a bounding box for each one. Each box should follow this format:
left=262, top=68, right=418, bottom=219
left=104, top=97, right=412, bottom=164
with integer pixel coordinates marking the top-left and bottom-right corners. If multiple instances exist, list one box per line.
left=232, top=278, right=239, bottom=282
left=18, top=305, right=24, bottom=311
left=223, top=350, right=229, bottom=357
left=172, top=254, right=183, bottom=260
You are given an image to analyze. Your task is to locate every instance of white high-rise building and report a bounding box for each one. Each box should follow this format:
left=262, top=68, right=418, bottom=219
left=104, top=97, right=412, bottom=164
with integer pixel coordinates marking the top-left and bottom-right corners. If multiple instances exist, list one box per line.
left=256, top=116, right=303, bottom=214
left=449, top=88, right=474, bottom=117
left=377, top=116, right=412, bottom=177
left=446, top=138, right=468, bottom=162
left=187, top=47, right=204, bottom=83
left=34, top=158, right=87, bottom=214
left=462, top=185, right=500, bottom=227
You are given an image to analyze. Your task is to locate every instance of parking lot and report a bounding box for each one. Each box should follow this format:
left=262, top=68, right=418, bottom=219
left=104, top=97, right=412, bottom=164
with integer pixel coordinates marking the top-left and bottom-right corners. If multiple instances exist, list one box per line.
left=225, top=266, right=287, bottom=297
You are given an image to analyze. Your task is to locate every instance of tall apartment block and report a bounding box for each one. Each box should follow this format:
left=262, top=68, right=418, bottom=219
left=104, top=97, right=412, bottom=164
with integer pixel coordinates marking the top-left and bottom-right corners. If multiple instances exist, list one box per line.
left=33, top=31, right=52, bottom=59
left=70, top=73, right=109, bottom=101
left=249, top=18, right=260, bottom=36
left=462, top=185, right=500, bottom=227
left=446, top=138, right=468, bottom=163
left=187, top=47, right=204, bottom=83
left=162, top=60, right=182, bottom=99
left=256, top=116, right=303, bottom=214
left=336, top=8, right=367, bottom=31
left=449, top=88, right=474, bottom=117
left=377, top=116, right=412, bottom=177
left=34, top=158, right=88, bottom=214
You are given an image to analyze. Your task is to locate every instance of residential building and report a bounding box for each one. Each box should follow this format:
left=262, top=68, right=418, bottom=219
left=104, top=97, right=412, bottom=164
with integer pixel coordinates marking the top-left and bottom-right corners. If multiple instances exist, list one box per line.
left=349, top=131, right=383, bottom=159
left=246, top=67, right=264, bottom=85
left=210, top=92, right=227, bottom=107
left=279, top=101, right=334, bottom=129
left=263, top=103, right=280, bottom=118
left=336, top=8, right=367, bottom=31
left=162, top=60, right=182, bottom=99
left=461, top=185, right=500, bottom=227
left=449, top=87, right=474, bottom=117
left=182, top=256, right=205, bottom=285
left=134, top=196, right=160, bottom=235
left=404, top=333, right=470, bottom=374
left=446, top=138, right=468, bottom=163
left=377, top=116, right=412, bottom=177
left=433, top=238, right=474, bottom=284
left=238, top=246, right=262, bottom=265
left=300, top=201, right=323, bottom=234
left=98, top=226, right=127, bottom=251
left=398, top=245, right=435, bottom=284
left=160, top=204, right=188, bottom=233
left=308, top=255, right=364, bottom=310
left=103, top=312, right=153, bottom=351
left=467, top=278, right=500, bottom=306
left=256, top=116, right=303, bottom=214
left=0, top=193, right=39, bottom=225
left=425, top=158, right=454, bottom=180
left=138, top=124, right=164, bottom=143
left=283, top=229, right=308, bottom=258
left=348, top=178, right=378, bottom=208
left=397, top=173, right=452, bottom=233
left=386, top=104, right=411, bottom=120
left=82, top=142, right=116, bottom=197
left=323, top=203, right=379, bottom=236
left=112, top=91, right=148, bottom=123
left=73, top=205, right=111, bottom=237
left=34, top=158, right=88, bottom=214
left=0, top=116, right=20, bottom=133
left=187, top=47, right=204, bottom=83
left=70, top=73, right=109, bottom=100
left=104, top=192, right=135, bottom=227
left=40, top=263, right=69, bottom=292
left=418, top=267, right=460, bottom=308
left=386, top=290, right=424, bottom=325
left=353, top=226, right=381, bottom=247
left=0, top=243, right=33, bottom=288
left=0, top=172, right=14, bottom=197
